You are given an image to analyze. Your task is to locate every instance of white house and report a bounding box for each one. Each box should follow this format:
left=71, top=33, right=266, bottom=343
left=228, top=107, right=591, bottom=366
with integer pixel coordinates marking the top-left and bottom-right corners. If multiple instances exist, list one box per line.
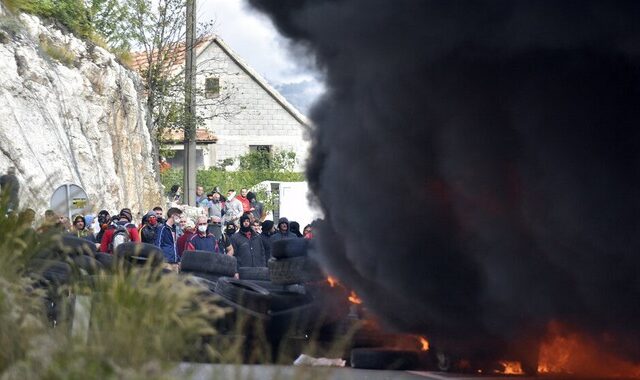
left=134, top=36, right=311, bottom=171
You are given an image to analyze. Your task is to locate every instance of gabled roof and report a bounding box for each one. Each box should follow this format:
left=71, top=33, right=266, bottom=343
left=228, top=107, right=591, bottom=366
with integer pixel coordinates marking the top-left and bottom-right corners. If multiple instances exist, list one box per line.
left=130, top=36, right=311, bottom=127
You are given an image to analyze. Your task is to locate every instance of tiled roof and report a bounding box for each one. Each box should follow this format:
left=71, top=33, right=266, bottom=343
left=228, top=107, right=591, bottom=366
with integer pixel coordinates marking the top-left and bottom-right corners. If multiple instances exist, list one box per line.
left=129, top=37, right=214, bottom=72
left=160, top=127, right=218, bottom=143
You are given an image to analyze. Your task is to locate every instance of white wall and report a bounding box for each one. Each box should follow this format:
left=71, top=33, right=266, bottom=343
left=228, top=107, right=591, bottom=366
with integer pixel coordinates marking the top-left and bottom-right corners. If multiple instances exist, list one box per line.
left=195, top=40, right=310, bottom=171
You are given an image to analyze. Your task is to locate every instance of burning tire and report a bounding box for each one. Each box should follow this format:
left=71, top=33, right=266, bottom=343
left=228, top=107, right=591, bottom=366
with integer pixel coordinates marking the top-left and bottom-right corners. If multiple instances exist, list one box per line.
left=238, top=266, right=270, bottom=281
left=268, top=257, right=324, bottom=285
left=114, top=242, right=164, bottom=267
left=350, top=348, right=422, bottom=370
left=215, top=277, right=271, bottom=314
left=181, top=250, right=237, bottom=277
left=270, top=238, right=309, bottom=259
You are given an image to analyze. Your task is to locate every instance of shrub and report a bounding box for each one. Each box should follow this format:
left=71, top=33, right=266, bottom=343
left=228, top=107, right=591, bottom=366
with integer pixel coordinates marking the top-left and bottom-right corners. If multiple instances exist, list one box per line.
left=40, top=38, right=75, bottom=66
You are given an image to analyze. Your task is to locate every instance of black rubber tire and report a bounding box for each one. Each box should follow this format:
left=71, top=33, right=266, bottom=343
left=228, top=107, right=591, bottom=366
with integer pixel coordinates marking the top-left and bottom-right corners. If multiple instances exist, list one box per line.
left=71, top=255, right=103, bottom=275
left=268, top=256, right=324, bottom=285
left=182, top=271, right=221, bottom=283
left=30, top=259, right=72, bottom=285
left=183, top=274, right=218, bottom=292
left=269, top=290, right=311, bottom=312
left=215, top=277, right=271, bottom=314
left=270, top=238, right=309, bottom=259
left=56, top=235, right=97, bottom=256
left=94, top=253, right=114, bottom=269
left=350, top=348, right=421, bottom=370
left=181, top=250, right=237, bottom=277
left=114, top=242, right=164, bottom=267
left=238, top=266, right=270, bottom=281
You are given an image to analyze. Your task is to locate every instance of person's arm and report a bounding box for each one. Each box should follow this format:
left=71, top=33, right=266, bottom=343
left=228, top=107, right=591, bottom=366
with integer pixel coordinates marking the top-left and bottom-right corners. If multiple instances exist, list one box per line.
left=99, top=229, right=111, bottom=253
left=129, top=226, right=140, bottom=242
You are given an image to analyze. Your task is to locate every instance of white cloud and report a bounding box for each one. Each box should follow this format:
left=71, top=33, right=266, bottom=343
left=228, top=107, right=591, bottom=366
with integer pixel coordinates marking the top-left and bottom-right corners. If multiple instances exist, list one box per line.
left=198, top=0, right=323, bottom=113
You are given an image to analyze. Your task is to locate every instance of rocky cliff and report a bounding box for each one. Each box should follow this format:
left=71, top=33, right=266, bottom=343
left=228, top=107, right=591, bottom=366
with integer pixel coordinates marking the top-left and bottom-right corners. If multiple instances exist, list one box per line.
left=0, top=6, right=162, bottom=217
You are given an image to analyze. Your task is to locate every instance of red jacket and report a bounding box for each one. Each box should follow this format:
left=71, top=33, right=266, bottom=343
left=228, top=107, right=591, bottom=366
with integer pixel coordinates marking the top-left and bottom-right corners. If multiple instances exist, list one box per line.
left=99, top=223, right=141, bottom=253
left=177, top=230, right=196, bottom=258
left=237, top=196, right=251, bottom=213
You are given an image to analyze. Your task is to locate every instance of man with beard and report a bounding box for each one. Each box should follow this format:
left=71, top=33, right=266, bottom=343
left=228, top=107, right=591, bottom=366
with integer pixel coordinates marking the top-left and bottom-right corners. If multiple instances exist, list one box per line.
left=195, top=186, right=208, bottom=208
left=230, top=214, right=267, bottom=268
left=270, top=217, right=296, bottom=245
left=69, top=214, right=96, bottom=243
left=139, top=211, right=160, bottom=244
left=207, top=190, right=224, bottom=238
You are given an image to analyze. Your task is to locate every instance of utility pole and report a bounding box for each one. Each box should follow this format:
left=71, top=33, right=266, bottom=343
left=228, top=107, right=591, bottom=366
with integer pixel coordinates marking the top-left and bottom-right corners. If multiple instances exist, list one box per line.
left=184, top=0, right=197, bottom=206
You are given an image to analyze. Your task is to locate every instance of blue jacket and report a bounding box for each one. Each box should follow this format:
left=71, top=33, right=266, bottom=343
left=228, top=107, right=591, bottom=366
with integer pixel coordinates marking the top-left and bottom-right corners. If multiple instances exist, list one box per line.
left=155, top=224, right=178, bottom=263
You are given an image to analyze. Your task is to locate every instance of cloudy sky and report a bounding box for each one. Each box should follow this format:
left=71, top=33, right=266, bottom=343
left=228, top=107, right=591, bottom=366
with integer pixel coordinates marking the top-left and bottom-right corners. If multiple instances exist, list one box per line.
left=198, top=0, right=324, bottom=115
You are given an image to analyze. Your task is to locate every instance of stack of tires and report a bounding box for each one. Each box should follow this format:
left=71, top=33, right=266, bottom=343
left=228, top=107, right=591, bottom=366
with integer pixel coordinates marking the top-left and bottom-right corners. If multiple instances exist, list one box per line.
left=180, top=250, right=237, bottom=282
left=268, top=239, right=324, bottom=285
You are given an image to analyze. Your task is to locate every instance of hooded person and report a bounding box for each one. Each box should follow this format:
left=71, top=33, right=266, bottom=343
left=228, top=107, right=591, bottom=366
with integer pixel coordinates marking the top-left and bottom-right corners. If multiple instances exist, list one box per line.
left=270, top=217, right=296, bottom=245
left=289, top=221, right=303, bottom=238
left=247, top=191, right=265, bottom=222
left=69, top=214, right=96, bottom=243
left=139, top=211, right=160, bottom=244
left=230, top=213, right=268, bottom=269
left=95, top=210, right=111, bottom=243
left=260, top=219, right=275, bottom=259
left=99, top=208, right=140, bottom=253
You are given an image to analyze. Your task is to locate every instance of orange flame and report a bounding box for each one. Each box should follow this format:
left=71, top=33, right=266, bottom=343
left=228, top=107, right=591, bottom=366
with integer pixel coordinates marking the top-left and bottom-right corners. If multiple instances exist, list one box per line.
left=418, top=336, right=430, bottom=351
left=498, top=361, right=523, bottom=374
left=348, top=290, right=362, bottom=304
left=327, top=276, right=337, bottom=287
left=537, top=321, right=640, bottom=377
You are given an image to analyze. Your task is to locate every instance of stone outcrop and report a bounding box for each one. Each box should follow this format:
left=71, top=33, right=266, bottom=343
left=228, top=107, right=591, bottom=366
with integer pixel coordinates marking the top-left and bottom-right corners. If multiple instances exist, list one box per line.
left=0, top=8, right=162, bottom=217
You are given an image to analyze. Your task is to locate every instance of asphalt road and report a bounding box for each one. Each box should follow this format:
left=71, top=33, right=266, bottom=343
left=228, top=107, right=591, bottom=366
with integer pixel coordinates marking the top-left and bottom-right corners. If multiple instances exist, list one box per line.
left=175, top=364, right=607, bottom=380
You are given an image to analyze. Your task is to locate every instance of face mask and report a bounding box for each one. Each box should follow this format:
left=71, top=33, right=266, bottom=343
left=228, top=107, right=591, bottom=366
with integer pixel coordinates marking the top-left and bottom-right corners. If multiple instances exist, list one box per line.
left=148, top=218, right=157, bottom=226
left=198, top=225, right=207, bottom=233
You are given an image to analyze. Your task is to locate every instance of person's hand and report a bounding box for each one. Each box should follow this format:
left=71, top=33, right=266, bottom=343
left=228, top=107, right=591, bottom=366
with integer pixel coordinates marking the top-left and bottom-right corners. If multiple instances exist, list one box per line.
left=234, top=273, right=239, bottom=279
left=250, top=207, right=255, bottom=211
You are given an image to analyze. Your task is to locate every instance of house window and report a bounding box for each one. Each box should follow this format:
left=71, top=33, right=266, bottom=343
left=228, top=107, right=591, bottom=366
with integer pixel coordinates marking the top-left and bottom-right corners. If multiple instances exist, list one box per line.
left=205, top=77, right=220, bottom=98
left=249, top=145, right=272, bottom=153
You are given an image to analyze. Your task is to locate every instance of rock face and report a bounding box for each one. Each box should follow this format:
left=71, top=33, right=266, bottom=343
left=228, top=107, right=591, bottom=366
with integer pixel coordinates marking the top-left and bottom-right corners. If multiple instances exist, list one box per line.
left=0, top=10, right=162, bottom=217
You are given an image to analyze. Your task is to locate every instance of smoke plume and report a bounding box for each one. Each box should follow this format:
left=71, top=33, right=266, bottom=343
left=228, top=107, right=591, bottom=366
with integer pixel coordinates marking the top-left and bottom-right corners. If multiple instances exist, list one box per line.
left=249, top=0, right=640, bottom=360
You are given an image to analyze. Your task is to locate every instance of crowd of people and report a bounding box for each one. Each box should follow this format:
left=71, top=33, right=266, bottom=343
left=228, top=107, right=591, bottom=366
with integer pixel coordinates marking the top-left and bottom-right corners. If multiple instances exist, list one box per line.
left=17, top=185, right=313, bottom=274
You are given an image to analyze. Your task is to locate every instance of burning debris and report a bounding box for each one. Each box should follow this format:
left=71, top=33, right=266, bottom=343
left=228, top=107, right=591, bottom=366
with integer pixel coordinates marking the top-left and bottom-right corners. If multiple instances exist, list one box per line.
left=250, top=0, right=640, bottom=375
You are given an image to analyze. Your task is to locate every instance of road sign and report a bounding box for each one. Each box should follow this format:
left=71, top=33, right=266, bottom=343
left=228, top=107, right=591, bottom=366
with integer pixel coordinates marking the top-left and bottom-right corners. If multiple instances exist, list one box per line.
left=50, top=184, right=89, bottom=219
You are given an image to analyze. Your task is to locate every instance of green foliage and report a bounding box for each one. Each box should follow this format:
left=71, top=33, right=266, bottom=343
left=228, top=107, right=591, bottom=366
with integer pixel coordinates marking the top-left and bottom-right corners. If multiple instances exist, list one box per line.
left=7, top=0, right=93, bottom=38
left=238, top=150, right=298, bottom=172
left=0, top=196, right=230, bottom=377
left=40, top=38, right=76, bottom=66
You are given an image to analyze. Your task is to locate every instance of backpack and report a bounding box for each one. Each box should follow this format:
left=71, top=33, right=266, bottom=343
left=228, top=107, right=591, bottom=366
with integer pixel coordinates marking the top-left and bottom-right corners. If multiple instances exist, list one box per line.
left=109, top=224, right=132, bottom=252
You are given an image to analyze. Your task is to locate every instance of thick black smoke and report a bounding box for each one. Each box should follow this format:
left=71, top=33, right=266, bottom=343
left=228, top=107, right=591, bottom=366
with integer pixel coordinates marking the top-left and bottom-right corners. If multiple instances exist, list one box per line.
left=249, top=0, right=640, bottom=360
